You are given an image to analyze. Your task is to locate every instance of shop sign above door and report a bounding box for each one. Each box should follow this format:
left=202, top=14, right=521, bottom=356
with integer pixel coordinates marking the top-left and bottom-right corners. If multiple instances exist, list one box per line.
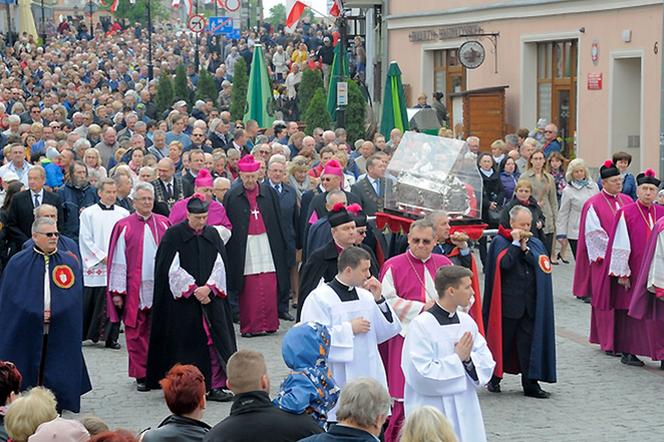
left=409, top=24, right=483, bottom=42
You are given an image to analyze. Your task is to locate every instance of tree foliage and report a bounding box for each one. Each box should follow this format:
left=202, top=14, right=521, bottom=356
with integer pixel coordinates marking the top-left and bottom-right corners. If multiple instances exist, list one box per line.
left=344, top=80, right=367, bottom=143
left=297, top=69, right=323, bottom=118
left=196, top=69, right=218, bottom=102
left=155, top=71, right=174, bottom=116
left=230, top=58, right=249, bottom=122
left=303, top=88, right=332, bottom=135
left=266, top=4, right=286, bottom=26
left=173, top=64, right=192, bottom=106
left=111, top=0, right=169, bottom=26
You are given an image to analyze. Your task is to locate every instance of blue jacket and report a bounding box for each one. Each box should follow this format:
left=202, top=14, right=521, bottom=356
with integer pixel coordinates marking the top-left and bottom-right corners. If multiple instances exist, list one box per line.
left=42, top=160, right=64, bottom=189
left=59, top=183, right=99, bottom=241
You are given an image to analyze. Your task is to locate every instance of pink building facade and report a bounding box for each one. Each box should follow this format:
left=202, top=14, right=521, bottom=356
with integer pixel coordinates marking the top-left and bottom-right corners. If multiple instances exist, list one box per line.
left=385, top=0, right=663, bottom=173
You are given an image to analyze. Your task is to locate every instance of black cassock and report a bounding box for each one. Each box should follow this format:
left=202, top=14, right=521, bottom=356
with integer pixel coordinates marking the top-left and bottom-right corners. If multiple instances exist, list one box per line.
left=146, top=222, right=237, bottom=390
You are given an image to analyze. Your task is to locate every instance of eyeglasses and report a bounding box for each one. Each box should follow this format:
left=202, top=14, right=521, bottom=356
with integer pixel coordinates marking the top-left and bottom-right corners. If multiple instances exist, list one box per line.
left=321, top=177, right=336, bottom=182
left=259, top=150, right=271, bottom=154
left=37, top=231, right=60, bottom=238
left=411, top=238, right=432, bottom=245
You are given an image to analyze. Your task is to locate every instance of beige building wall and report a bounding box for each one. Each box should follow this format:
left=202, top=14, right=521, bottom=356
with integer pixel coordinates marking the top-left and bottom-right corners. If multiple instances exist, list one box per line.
left=387, top=1, right=663, bottom=172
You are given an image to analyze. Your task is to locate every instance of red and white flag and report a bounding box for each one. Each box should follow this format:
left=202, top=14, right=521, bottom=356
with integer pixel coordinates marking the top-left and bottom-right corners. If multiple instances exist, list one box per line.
left=329, top=0, right=342, bottom=17
left=286, top=0, right=308, bottom=29
left=216, top=0, right=224, bottom=7
left=109, top=0, right=119, bottom=13
left=183, top=0, right=194, bottom=16
left=171, top=0, right=180, bottom=9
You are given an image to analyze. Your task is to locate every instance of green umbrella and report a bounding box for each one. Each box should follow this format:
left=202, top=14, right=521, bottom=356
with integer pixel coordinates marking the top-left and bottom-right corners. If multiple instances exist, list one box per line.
left=244, top=44, right=274, bottom=128
left=326, top=43, right=350, bottom=120
left=379, top=61, right=409, bottom=138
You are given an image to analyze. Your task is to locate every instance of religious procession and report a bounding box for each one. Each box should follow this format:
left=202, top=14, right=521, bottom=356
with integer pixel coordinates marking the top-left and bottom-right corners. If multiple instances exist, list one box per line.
left=0, top=0, right=664, bottom=441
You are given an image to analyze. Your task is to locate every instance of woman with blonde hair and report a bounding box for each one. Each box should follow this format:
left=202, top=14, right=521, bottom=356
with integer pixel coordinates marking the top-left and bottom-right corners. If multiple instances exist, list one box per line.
left=521, top=148, right=558, bottom=256
left=4, top=387, right=58, bottom=442
left=84, top=147, right=108, bottom=179
left=400, top=406, right=457, bottom=442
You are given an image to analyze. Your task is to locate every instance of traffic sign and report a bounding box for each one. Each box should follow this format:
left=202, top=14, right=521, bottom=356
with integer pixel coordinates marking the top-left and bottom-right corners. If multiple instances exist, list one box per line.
left=208, top=16, right=234, bottom=35
left=188, top=14, right=206, bottom=33
left=224, top=0, right=240, bottom=12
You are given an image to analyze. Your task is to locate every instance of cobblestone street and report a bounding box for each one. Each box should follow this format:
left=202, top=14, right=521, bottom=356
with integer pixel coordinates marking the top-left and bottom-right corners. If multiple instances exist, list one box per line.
left=67, top=262, right=664, bottom=441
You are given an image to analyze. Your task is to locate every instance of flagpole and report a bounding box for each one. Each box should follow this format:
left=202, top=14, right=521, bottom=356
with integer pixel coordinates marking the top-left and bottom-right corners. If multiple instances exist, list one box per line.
left=335, top=5, right=346, bottom=129
left=194, top=0, right=200, bottom=72
left=89, top=0, right=94, bottom=38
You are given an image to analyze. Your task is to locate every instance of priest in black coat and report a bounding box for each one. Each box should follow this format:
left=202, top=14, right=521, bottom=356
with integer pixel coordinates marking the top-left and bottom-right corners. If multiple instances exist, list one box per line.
left=223, top=155, right=292, bottom=331
left=146, top=196, right=237, bottom=402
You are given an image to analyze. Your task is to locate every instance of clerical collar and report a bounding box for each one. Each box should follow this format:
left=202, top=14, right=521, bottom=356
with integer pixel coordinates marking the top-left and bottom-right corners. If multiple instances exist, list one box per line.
left=637, top=199, right=652, bottom=210
left=407, top=249, right=431, bottom=264
left=333, top=276, right=354, bottom=291
left=136, top=212, right=152, bottom=222
left=328, top=277, right=360, bottom=302
left=428, top=302, right=460, bottom=326
left=98, top=202, right=115, bottom=210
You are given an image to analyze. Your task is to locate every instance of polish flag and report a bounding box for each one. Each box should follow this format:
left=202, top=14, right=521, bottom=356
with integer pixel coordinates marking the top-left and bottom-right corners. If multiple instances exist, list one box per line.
left=286, top=0, right=308, bottom=29
left=171, top=0, right=180, bottom=9
left=216, top=0, right=224, bottom=7
left=183, top=0, right=194, bottom=16
left=329, top=0, right=342, bottom=17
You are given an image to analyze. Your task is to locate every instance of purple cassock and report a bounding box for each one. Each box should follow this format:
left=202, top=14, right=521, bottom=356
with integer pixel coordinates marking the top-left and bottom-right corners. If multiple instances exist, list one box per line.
left=107, top=212, right=171, bottom=379
left=572, top=190, right=632, bottom=351
left=169, top=196, right=233, bottom=230
left=597, top=201, right=664, bottom=359
left=629, top=217, right=664, bottom=358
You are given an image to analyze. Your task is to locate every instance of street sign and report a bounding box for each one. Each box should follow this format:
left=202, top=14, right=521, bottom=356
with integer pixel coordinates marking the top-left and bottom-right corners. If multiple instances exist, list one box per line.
left=208, top=16, right=234, bottom=35
left=224, top=0, right=240, bottom=11
left=187, top=14, right=206, bottom=34
left=337, top=81, right=348, bottom=106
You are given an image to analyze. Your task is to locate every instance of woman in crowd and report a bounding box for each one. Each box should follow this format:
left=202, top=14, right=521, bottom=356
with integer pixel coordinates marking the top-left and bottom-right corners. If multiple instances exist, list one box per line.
left=4, top=387, right=58, bottom=442
left=140, top=365, right=210, bottom=442
left=477, top=153, right=505, bottom=265
left=556, top=158, right=598, bottom=260
left=520, top=148, right=558, bottom=256
left=0, top=360, right=21, bottom=442
left=546, top=151, right=570, bottom=263
left=499, top=156, right=520, bottom=203
left=598, top=151, right=637, bottom=200
left=289, top=156, right=313, bottom=204
left=400, top=406, right=458, bottom=442
left=84, top=148, right=108, bottom=179
left=0, top=181, right=23, bottom=271
left=499, top=179, right=547, bottom=245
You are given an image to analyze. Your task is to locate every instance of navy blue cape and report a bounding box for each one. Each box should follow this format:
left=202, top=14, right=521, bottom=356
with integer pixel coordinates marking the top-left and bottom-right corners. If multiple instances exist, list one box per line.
left=0, top=247, right=91, bottom=412
left=482, top=234, right=557, bottom=383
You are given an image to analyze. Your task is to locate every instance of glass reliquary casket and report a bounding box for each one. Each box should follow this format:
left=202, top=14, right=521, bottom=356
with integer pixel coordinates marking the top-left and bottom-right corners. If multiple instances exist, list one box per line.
left=384, top=131, right=483, bottom=221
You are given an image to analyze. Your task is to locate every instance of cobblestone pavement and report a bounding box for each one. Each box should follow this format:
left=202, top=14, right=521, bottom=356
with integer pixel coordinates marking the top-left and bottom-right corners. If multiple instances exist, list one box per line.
left=66, top=261, right=664, bottom=441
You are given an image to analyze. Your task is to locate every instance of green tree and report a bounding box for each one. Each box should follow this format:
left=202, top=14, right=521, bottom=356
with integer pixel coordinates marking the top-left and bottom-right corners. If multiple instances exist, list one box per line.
left=297, top=69, right=323, bottom=118
left=173, top=64, right=192, bottom=106
left=344, top=80, right=367, bottom=143
left=266, top=4, right=286, bottom=26
left=155, top=71, right=174, bottom=116
left=230, top=58, right=249, bottom=122
left=303, top=88, right=332, bottom=135
left=111, top=0, right=169, bottom=26
left=196, top=69, right=218, bottom=102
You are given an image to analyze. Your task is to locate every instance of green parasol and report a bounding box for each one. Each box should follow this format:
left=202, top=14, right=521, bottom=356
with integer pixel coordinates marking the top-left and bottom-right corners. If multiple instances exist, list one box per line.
left=379, top=61, right=409, bottom=138
left=244, top=44, right=275, bottom=128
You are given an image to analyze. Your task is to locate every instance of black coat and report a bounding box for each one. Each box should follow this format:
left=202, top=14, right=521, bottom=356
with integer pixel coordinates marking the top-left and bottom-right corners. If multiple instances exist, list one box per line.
left=146, top=222, right=237, bottom=390
left=204, top=391, right=322, bottom=442
left=479, top=170, right=505, bottom=228
left=498, top=244, right=538, bottom=319
left=223, top=183, right=289, bottom=297
left=299, top=425, right=378, bottom=442
left=142, top=415, right=211, bottom=442
left=209, top=132, right=231, bottom=151
left=7, top=189, right=62, bottom=248
left=351, top=176, right=384, bottom=215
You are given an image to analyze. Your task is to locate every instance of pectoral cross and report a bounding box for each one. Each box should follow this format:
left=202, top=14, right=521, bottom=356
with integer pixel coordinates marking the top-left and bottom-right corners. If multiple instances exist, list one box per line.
left=251, top=208, right=260, bottom=220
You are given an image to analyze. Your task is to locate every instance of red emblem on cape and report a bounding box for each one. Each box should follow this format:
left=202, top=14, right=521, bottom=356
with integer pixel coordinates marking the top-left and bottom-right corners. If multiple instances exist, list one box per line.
left=53, top=265, right=75, bottom=289
left=538, top=255, right=553, bottom=274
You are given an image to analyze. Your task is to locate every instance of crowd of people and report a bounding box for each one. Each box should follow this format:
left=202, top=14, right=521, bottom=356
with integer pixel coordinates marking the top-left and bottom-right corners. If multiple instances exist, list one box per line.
left=0, top=13, right=663, bottom=442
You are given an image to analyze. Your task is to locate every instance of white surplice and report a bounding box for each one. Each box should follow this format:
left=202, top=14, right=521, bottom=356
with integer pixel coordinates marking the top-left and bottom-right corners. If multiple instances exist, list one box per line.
left=300, top=282, right=402, bottom=421
left=402, top=308, right=495, bottom=442
left=79, top=204, right=129, bottom=286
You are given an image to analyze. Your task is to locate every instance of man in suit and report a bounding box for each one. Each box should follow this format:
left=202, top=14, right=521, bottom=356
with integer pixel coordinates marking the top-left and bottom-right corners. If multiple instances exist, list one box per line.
left=7, top=165, right=62, bottom=255
left=181, top=149, right=205, bottom=197
left=265, top=155, right=298, bottom=321
left=152, top=158, right=185, bottom=216
left=351, top=154, right=387, bottom=216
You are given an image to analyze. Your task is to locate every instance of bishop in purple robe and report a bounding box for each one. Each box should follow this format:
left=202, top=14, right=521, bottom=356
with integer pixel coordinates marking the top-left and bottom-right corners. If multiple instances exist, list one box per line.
left=572, top=160, right=632, bottom=354
left=599, top=169, right=664, bottom=367
left=223, top=155, right=290, bottom=337
left=168, top=168, right=232, bottom=243
left=106, top=182, right=170, bottom=391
